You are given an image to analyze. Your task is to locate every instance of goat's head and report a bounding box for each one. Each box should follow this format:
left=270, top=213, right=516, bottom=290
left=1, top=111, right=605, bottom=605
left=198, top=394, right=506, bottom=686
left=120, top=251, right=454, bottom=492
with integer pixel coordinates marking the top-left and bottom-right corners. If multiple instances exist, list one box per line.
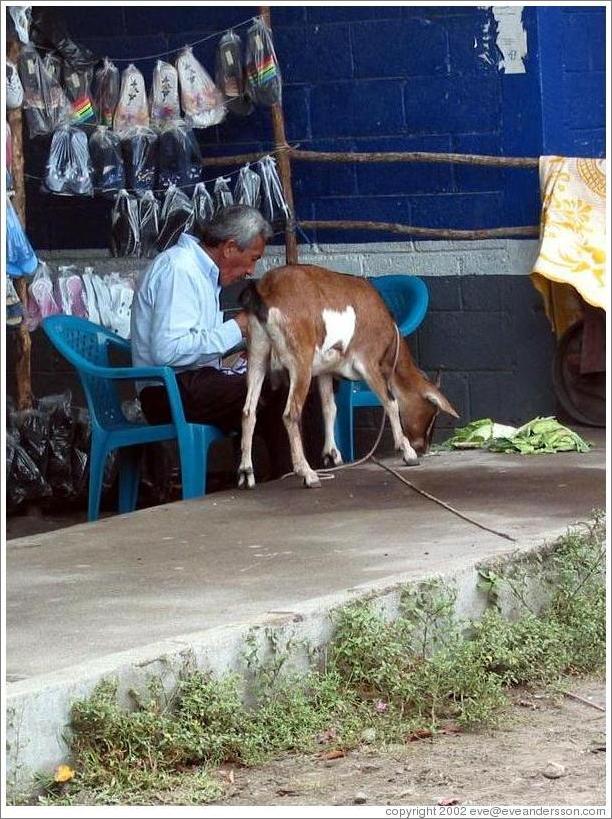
left=396, top=371, right=459, bottom=455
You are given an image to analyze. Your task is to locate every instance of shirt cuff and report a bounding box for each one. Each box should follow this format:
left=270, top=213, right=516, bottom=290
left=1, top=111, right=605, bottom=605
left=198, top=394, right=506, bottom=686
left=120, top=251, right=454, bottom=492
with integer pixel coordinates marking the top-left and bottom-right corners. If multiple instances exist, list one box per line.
left=224, top=318, right=243, bottom=352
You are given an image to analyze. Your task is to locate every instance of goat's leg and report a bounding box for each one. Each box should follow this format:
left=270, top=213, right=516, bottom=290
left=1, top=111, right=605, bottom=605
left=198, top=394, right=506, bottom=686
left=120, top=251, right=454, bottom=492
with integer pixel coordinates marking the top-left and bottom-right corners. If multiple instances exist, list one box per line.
left=317, top=374, right=342, bottom=466
left=238, top=322, right=270, bottom=489
left=360, top=367, right=419, bottom=466
left=284, top=366, right=321, bottom=488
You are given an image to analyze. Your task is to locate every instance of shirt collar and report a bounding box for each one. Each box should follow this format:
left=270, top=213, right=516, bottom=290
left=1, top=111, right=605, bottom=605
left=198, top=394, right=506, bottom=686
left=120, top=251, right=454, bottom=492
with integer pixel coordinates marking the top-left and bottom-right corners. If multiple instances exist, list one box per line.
left=178, top=232, right=220, bottom=285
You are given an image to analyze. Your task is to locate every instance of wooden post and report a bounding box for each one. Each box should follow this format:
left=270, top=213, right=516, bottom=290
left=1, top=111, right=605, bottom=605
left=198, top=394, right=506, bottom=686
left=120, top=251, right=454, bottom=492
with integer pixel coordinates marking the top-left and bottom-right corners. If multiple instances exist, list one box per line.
left=7, top=38, right=33, bottom=410
left=259, top=6, right=298, bottom=264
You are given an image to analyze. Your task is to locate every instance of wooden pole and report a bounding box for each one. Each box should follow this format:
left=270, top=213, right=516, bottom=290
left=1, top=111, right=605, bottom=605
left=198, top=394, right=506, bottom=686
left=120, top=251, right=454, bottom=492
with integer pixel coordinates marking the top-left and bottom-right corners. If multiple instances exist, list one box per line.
left=289, top=148, right=540, bottom=168
left=300, top=220, right=539, bottom=240
left=259, top=6, right=298, bottom=264
left=7, top=38, right=33, bottom=410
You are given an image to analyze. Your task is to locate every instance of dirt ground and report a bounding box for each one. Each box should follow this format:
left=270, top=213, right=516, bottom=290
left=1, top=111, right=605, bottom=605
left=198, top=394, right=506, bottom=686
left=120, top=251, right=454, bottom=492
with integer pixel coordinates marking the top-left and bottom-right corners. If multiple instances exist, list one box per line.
left=210, top=678, right=607, bottom=807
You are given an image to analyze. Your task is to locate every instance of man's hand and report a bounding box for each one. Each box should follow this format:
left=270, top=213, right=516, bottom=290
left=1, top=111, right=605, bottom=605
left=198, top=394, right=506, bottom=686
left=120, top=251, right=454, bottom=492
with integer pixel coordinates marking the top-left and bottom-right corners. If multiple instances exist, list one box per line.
left=233, top=310, right=250, bottom=337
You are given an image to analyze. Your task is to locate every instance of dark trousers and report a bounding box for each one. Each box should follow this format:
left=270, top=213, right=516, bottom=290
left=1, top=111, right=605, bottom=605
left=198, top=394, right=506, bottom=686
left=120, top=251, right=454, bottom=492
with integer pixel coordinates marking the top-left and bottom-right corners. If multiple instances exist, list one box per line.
left=139, top=367, right=323, bottom=482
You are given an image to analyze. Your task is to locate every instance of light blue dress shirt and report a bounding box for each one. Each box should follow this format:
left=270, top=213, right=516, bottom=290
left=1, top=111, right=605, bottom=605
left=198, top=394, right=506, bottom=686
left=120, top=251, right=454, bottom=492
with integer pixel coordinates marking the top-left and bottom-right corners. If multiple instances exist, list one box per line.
left=131, top=233, right=243, bottom=381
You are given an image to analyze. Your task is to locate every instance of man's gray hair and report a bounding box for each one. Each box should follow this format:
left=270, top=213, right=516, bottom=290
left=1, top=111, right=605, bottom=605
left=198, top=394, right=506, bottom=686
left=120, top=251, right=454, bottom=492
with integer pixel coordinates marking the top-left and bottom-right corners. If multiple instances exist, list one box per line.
left=198, top=205, right=273, bottom=250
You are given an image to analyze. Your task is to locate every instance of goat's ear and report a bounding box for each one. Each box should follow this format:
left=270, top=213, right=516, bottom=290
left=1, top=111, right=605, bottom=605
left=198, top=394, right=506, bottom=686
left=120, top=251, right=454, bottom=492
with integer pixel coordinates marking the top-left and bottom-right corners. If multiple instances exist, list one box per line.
left=434, top=369, right=442, bottom=388
left=425, top=386, right=459, bottom=418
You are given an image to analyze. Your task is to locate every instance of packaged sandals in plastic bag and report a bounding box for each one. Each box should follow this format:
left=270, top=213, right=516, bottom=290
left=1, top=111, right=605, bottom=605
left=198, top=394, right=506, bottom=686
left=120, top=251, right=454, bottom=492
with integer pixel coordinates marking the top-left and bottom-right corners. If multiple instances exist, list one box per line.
left=89, top=125, right=125, bottom=196
left=150, top=59, right=181, bottom=127
left=213, top=176, right=234, bottom=214
left=114, top=64, right=149, bottom=133
left=245, top=18, right=282, bottom=107
left=138, top=190, right=160, bottom=259
left=111, top=189, right=140, bottom=257
left=18, top=43, right=71, bottom=137
left=121, top=127, right=158, bottom=193
left=43, top=51, right=63, bottom=84
left=93, top=58, right=120, bottom=127
left=234, top=163, right=261, bottom=208
left=216, top=30, right=253, bottom=116
left=157, top=121, right=202, bottom=195
left=56, top=265, right=89, bottom=318
left=26, top=262, right=60, bottom=330
left=257, top=155, right=290, bottom=226
left=192, top=181, right=214, bottom=229
left=30, top=8, right=95, bottom=72
left=63, top=61, right=96, bottom=126
left=7, top=198, right=39, bottom=277
left=43, top=124, right=93, bottom=196
left=176, top=46, right=225, bottom=129
left=156, top=184, right=194, bottom=251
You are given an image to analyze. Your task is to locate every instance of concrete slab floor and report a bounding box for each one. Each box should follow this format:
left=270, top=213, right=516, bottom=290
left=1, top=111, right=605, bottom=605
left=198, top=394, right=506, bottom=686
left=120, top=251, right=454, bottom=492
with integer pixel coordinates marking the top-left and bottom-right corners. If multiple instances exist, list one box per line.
left=6, top=428, right=605, bottom=682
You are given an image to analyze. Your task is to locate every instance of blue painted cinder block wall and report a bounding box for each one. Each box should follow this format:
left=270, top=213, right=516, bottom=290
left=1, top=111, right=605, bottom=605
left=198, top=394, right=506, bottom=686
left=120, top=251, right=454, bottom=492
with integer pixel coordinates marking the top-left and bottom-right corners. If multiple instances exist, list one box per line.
left=24, top=4, right=606, bottom=250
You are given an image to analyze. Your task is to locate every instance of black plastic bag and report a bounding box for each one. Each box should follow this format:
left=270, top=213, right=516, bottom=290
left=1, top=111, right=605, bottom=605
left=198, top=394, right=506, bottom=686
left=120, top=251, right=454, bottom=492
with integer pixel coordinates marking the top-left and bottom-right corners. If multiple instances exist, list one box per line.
left=157, top=122, right=202, bottom=196
left=37, top=391, right=75, bottom=499
left=156, top=185, right=194, bottom=251
left=121, top=127, right=158, bottom=193
left=14, top=409, right=50, bottom=480
left=111, top=190, right=141, bottom=257
left=30, top=8, right=95, bottom=72
left=6, top=433, right=51, bottom=512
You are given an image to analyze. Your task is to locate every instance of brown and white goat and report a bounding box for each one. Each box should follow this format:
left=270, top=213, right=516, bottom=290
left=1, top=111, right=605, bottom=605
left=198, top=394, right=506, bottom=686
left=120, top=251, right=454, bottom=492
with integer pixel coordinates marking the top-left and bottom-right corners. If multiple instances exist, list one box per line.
left=238, top=265, right=458, bottom=488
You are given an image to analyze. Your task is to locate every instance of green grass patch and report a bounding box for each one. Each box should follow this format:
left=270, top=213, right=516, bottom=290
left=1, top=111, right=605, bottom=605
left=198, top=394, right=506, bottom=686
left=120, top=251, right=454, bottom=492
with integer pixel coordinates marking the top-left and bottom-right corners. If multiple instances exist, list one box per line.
left=21, top=511, right=606, bottom=806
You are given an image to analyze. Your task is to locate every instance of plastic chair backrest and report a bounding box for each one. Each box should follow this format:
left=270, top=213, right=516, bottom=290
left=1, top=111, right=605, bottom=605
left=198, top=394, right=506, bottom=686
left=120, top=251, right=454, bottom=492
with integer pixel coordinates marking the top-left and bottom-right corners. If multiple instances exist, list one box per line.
left=369, top=275, right=429, bottom=336
left=43, top=316, right=129, bottom=429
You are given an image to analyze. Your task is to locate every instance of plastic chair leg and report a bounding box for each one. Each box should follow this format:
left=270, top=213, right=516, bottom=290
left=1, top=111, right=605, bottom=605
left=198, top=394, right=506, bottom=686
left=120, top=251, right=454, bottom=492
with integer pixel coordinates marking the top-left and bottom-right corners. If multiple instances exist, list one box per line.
left=177, top=426, right=206, bottom=500
left=118, top=446, right=141, bottom=514
left=334, top=380, right=356, bottom=463
left=87, top=437, right=108, bottom=522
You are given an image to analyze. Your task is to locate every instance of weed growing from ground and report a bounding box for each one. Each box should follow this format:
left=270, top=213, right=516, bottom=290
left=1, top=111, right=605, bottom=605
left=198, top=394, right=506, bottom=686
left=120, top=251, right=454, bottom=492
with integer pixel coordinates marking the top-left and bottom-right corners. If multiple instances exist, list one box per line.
left=22, top=512, right=606, bottom=806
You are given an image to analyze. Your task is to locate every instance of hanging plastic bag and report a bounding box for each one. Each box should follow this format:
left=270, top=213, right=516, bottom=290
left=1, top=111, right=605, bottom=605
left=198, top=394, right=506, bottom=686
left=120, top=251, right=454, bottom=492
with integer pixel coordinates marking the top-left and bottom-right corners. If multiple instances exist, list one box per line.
left=93, top=58, right=120, bottom=127
left=30, top=8, right=95, bottom=72
left=56, top=265, right=88, bottom=318
left=215, top=30, right=253, bottom=116
left=114, top=64, right=149, bottom=133
left=121, top=127, right=158, bottom=193
left=6, top=197, right=38, bottom=277
left=8, top=6, right=31, bottom=44
left=42, top=51, right=62, bottom=84
left=176, top=46, right=225, bottom=129
left=111, top=189, right=141, bottom=257
left=18, top=43, right=71, bottom=137
left=157, top=121, right=202, bottom=195
left=150, top=59, right=181, bottom=127
left=257, top=155, right=290, bottom=226
left=43, top=125, right=93, bottom=196
left=63, top=62, right=96, bottom=126
left=6, top=276, right=24, bottom=329
left=192, top=181, right=215, bottom=229
left=6, top=59, right=24, bottom=109
left=27, top=262, right=60, bottom=329
left=245, top=18, right=282, bottom=107
left=156, top=185, right=194, bottom=251
left=89, top=125, right=125, bottom=197
left=106, top=272, right=134, bottom=338
left=234, top=163, right=262, bottom=208
left=138, top=190, right=160, bottom=259
left=213, top=176, right=234, bottom=214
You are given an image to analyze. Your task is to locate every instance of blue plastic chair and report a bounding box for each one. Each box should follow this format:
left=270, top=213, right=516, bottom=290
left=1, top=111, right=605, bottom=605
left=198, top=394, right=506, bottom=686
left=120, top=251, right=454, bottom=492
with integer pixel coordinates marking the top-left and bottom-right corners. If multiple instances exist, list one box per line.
left=334, top=275, right=429, bottom=462
left=42, top=316, right=226, bottom=521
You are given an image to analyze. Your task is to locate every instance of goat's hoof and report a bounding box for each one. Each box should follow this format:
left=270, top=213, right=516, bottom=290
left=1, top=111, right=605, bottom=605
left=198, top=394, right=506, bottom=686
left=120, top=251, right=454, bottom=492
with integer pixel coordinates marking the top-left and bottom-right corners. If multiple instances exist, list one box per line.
left=238, top=467, right=255, bottom=489
left=323, top=449, right=343, bottom=467
left=402, top=456, right=420, bottom=467
left=303, top=474, right=322, bottom=489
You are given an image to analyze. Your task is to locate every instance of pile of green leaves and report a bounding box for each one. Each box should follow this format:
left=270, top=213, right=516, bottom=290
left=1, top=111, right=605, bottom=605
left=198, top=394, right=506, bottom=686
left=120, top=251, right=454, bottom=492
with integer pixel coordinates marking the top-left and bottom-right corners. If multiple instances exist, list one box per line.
left=442, top=416, right=591, bottom=454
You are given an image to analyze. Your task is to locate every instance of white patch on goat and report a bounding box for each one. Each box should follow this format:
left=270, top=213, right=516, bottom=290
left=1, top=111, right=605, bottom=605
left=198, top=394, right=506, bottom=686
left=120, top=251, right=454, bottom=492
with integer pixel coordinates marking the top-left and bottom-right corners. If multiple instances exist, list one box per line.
left=312, top=307, right=356, bottom=373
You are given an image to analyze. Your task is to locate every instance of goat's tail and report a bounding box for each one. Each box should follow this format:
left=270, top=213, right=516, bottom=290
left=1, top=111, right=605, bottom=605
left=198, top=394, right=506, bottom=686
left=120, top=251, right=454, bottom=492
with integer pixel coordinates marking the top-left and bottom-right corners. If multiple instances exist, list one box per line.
left=239, top=280, right=269, bottom=324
